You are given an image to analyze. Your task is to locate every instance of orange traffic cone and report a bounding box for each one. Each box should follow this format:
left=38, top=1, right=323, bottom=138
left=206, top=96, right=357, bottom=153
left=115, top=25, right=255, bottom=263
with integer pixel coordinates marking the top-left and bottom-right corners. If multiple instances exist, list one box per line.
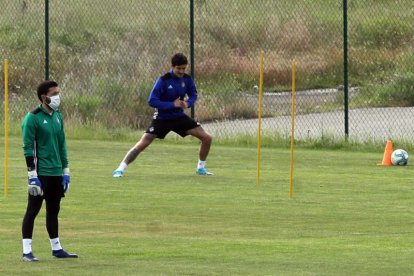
left=377, top=140, right=393, bottom=166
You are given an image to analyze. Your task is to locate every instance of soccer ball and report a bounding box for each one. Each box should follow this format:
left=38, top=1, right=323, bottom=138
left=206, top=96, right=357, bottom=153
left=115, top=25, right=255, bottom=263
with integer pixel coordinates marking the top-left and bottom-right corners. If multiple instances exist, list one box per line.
left=391, top=149, right=409, bottom=166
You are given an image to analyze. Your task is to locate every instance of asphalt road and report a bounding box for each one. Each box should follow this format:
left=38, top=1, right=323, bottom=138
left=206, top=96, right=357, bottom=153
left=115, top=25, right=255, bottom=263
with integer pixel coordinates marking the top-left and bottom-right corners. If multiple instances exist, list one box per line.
left=203, top=106, right=414, bottom=143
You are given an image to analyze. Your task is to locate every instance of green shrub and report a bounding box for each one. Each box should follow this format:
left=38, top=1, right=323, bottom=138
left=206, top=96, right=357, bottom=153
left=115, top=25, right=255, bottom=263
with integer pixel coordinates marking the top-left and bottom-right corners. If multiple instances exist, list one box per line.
left=373, top=73, right=414, bottom=107
left=61, top=78, right=154, bottom=128
left=355, top=17, right=412, bottom=49
left=355, top=52, right=414, bottom=107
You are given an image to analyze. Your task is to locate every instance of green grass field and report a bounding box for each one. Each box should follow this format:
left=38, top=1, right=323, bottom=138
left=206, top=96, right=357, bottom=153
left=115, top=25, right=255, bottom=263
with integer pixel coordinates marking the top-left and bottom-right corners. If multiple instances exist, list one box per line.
left=0, top=137, right=413, bottom=275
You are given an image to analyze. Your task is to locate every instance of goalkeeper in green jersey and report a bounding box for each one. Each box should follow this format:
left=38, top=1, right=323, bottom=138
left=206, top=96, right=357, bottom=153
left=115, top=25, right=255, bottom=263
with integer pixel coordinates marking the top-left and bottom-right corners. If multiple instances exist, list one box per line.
left=21, top=81, right=78, bottom=261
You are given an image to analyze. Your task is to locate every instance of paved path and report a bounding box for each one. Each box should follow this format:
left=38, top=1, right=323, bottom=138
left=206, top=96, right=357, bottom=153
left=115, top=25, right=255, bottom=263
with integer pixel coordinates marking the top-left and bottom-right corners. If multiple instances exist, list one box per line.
left=203, top=107, right=414, bottom=142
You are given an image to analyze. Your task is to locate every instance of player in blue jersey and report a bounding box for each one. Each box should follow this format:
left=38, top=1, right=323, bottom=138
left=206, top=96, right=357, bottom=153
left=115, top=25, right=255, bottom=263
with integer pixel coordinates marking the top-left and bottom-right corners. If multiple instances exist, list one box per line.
left=113, top=53, right=213, bottom=177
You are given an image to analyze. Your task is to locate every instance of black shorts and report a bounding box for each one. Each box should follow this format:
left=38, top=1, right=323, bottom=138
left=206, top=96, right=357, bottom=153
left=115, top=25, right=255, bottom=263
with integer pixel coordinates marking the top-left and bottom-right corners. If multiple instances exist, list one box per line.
left=38, top=175, right=65, bottom=199
left=145, top=115, right=201, bottom=139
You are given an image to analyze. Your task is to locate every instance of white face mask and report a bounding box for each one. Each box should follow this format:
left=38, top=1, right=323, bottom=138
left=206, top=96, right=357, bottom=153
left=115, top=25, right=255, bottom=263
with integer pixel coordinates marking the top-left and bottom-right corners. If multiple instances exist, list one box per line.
left=47, top=95, right=61, bottom=110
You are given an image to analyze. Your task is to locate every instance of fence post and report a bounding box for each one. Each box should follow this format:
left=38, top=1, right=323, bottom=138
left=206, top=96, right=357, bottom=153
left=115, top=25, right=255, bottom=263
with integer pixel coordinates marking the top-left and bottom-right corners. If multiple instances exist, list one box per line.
left=45, top=0, right=50, bottom=80
left=343, top=0, right=349, bottom=139
left=190, top=0, right=195, bottom=119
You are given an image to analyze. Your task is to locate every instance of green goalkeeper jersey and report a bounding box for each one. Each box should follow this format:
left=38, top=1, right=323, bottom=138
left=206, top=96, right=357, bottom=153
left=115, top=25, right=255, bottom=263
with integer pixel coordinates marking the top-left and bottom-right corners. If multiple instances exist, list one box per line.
left=22, top=105, right=68, bottom=176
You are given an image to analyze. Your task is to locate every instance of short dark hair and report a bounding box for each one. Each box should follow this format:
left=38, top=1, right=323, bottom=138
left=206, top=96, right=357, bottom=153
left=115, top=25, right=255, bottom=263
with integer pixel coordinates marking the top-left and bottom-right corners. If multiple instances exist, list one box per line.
left=171, top=53, right=188, bottom=67
left=37, top=80, right=58, bottom=101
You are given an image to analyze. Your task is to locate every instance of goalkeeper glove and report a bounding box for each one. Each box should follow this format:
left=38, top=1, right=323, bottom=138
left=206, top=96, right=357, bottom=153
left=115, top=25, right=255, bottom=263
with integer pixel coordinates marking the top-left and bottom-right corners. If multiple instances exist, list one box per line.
left=62, top=168, right=70, bottom=193
left=28, top=170, right=43, bottom=196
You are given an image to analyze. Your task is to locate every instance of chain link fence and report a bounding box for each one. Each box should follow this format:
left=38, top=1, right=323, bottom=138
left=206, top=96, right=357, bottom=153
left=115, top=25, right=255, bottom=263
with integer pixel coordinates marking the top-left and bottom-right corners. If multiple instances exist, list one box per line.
left=1, top=0, right=413, bottom=142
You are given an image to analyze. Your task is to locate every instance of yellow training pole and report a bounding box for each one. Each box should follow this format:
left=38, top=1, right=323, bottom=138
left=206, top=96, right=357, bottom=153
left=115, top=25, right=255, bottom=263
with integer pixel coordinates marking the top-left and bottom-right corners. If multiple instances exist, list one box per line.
left=4, top=59, right=10, bottom=198
left=289, top=59, right=297, bottom=198
left=256, top=52, right=264, bottom=185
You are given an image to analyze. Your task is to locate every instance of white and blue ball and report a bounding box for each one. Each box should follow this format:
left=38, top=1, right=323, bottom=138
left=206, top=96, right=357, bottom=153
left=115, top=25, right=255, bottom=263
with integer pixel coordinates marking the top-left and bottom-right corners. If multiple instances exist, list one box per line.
left=391, top=149, right=409, bottom=166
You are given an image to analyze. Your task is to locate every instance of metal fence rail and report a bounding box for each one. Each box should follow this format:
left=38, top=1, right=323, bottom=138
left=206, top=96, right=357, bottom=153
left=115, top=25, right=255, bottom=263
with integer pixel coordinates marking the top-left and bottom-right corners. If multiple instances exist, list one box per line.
left=1, top=0, right=413, bottom=142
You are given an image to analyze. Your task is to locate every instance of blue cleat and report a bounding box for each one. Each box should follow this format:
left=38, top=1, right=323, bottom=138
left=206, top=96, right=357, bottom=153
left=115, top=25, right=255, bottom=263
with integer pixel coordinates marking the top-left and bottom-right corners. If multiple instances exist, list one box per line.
left=196, top=168, right=213, bottom=175
left=22, top=252, right=39, bottom=262
left=52, top=249, right=78, bottom=259
left=112, top=170, right=124, bottom=178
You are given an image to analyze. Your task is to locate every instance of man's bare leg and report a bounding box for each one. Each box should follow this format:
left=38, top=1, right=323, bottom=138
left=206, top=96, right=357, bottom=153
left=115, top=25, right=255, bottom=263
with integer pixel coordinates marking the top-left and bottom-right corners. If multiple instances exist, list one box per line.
left=186, top=127, right=213, bottom=175
left=113, top=133, right=156, bottom=177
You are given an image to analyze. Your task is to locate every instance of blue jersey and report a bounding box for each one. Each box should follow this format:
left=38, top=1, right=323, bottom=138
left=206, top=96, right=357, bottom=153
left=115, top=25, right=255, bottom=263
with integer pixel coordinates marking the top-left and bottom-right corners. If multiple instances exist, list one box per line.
left=148, top=70, right=198, bottom=119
